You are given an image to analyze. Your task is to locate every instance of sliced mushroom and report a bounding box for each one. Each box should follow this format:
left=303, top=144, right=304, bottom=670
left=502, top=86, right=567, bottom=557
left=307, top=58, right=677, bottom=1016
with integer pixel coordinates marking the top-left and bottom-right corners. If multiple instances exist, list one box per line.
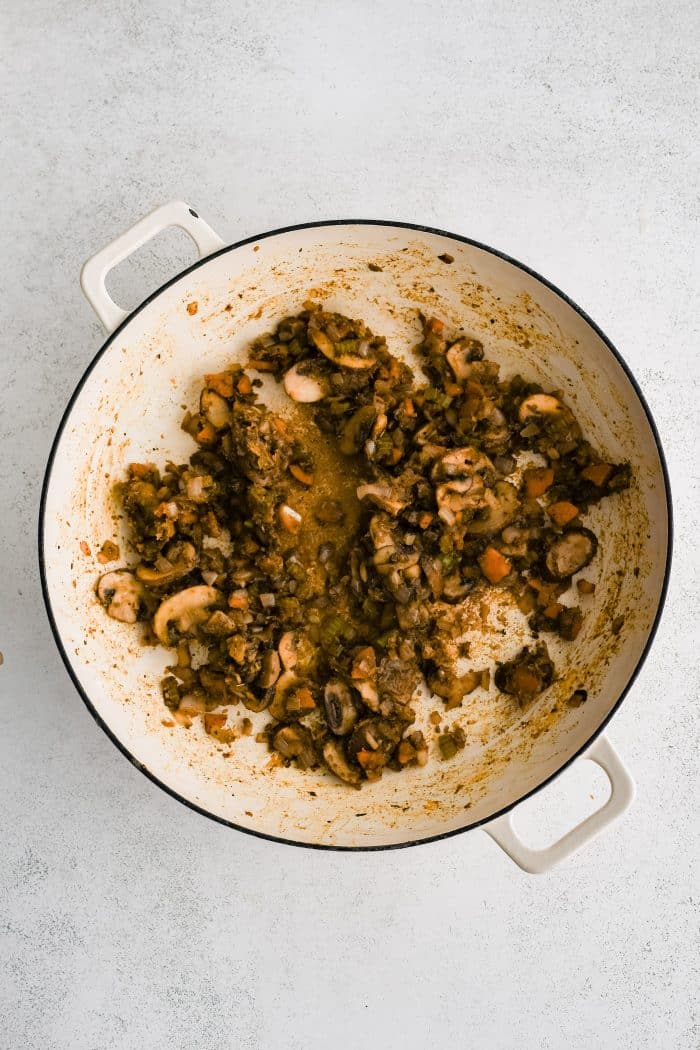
left=431, top=446, right=493, bottom=482
left=269, top=671, right=316, bottom=721
left=463, top=481, right=520, bottom=536
left=354, top=678, right=380, bottom=711
left=446, top=338, right=483, bottom=381
left=273, top=725, right=317, bottom=769
left=283, top=362, right=329, bottom=403
left=309, top=327, right=376, bottom=369
left=152, top=585, right=220, bottom=645
left=372, top=545, right=420, bottom=577
left=544, top=528, right=598, bottom=580
left=339, top=404, right=386, bottom=456
left=369, top=514, right=396, bottom=551
left=323, top=679, right=358, bottom=735
left=356, top=483, right=408, bottom=516
left=96, top=570, right=144, bottom=623
left=257, top=649, right=281, bottom=689
left=441, top=573, right=474, bottom=602
left=435, top=477, right=485, bottom=525
left=323, top=738, right=361, bottom=787
left=499, top=525, right=537, bottom=558
left=200, top=388, right=232, bottom=429
left=278, top=631, right=298, bottom=670
left=480, top=407, right=511, bottom=452
left=518, top=393, right=565, bottom=423
left=241, top=689, right=271, bottom=713
left=136, top=541, right=197, bottom=587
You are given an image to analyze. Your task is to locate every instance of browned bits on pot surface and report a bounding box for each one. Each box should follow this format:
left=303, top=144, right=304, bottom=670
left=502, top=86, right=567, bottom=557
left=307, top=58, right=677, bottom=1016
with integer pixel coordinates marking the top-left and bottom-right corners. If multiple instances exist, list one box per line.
left=95, top=302, right=631, bottom=787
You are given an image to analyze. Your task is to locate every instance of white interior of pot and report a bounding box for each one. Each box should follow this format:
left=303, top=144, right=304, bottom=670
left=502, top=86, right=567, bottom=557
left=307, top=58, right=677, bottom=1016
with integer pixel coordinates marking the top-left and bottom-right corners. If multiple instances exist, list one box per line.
left=42, top=224, right=669, bottom=847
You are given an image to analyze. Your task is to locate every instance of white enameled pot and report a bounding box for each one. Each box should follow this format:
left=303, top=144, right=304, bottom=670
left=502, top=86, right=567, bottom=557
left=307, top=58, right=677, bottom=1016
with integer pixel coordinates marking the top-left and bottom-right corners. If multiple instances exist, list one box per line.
left=39, top=202, right=671, bottom=871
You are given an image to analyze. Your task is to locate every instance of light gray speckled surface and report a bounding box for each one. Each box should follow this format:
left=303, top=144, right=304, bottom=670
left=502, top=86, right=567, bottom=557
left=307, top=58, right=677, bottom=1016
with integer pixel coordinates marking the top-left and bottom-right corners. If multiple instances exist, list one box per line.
left=1, top=2, right=698, bottom=1048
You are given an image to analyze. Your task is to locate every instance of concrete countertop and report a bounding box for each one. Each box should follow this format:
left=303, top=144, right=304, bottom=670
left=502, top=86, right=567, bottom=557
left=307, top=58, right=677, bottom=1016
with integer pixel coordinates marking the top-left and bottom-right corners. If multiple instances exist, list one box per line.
left=1, top=2, right=697, bottom=1047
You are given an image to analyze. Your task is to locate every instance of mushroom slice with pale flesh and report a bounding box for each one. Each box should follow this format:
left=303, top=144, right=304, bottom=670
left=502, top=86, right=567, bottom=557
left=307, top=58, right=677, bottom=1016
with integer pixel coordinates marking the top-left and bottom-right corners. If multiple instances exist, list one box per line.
left=273, top=725, right=317, bottom=769
left=323, top=739, right=361, bottom=787
left=323, top=679, right=358, bottom=735
left=277, top=631, right=298, bottom=671
left=356, top=483, right=408, bottom=516
left=435, top=477, right=486, bottom=525
left=136, top=540, right=197, bottom=587
left=200, top=389, right=232, bottom=429
left=269, top=671, right=316, bottom=721
left=152, top=585, right=220, bottom=645
left=518, top=393, right=565, bottom=423
left=339, top=404, right=386, bottom=456
left=96, top=571, right=144, bottom=623
left=463, top=481, right=520, bottom=536
left=432, top=449, right=495, bottom=524
left=431, top=446, right=493, bottom=482
left=309, top=327, right=376, bottom=370
left=446, top=338, right=483, bottom=381
left=354, top=678, right=380, bottom=711
left=283, top=362, right=330, bottom=403
left=544, top=528, right=598, bottom=580
left=257, top=649, right=282, bottom=690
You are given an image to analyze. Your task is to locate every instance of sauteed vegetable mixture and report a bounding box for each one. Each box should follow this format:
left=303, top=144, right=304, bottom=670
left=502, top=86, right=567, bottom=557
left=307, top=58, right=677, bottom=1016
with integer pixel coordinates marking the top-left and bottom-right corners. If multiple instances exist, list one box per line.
left=96, top=303, right=630, bottom=786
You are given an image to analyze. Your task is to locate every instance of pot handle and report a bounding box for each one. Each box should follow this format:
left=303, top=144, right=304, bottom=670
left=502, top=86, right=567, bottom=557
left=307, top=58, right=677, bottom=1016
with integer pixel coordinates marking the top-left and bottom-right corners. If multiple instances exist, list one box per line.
left=484, top=733, right=635, bottom=874
left=80, top=201, right=225, bottom=333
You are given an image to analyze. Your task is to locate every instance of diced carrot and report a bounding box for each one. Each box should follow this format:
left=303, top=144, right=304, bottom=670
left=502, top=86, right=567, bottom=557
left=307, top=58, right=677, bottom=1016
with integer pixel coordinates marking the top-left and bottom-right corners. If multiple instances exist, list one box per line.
left=427, top=317, right=444, bottom=335
left=548, top=501, right=579, bottom=526
left=204, top=711, right=227, bottom=735
left=271, top=417, right=290, bottom=438
left=289, top=464, right=314, bottom=487
left=577, top=578, right=596, bottom=595
left=186, top=301, right=198, bottom=315
left=524, top=466, right=555, bottom=498
left=543, top=602, right=564, bottom=619
left=128, top=462, right=157, bottom=479
left=478, top=546, right=512, bottom=584
left=581, top=463, right=614, bottom=487
left=511, top=667, right=541, bottom=694
left=97, top=540, right=120, bottom=564
left=397, top=741, right=417, bottom=765
left=228, top=591, right=248, bottom=610
left=79, top=541, right=92, bottom=557
left=204, top=371, right=235, bottom=397
left=195, top=422, right=217, bottom=444
left=288, top=688, right=316, bottom=714
left=357, top=749, right=386, bottom=772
